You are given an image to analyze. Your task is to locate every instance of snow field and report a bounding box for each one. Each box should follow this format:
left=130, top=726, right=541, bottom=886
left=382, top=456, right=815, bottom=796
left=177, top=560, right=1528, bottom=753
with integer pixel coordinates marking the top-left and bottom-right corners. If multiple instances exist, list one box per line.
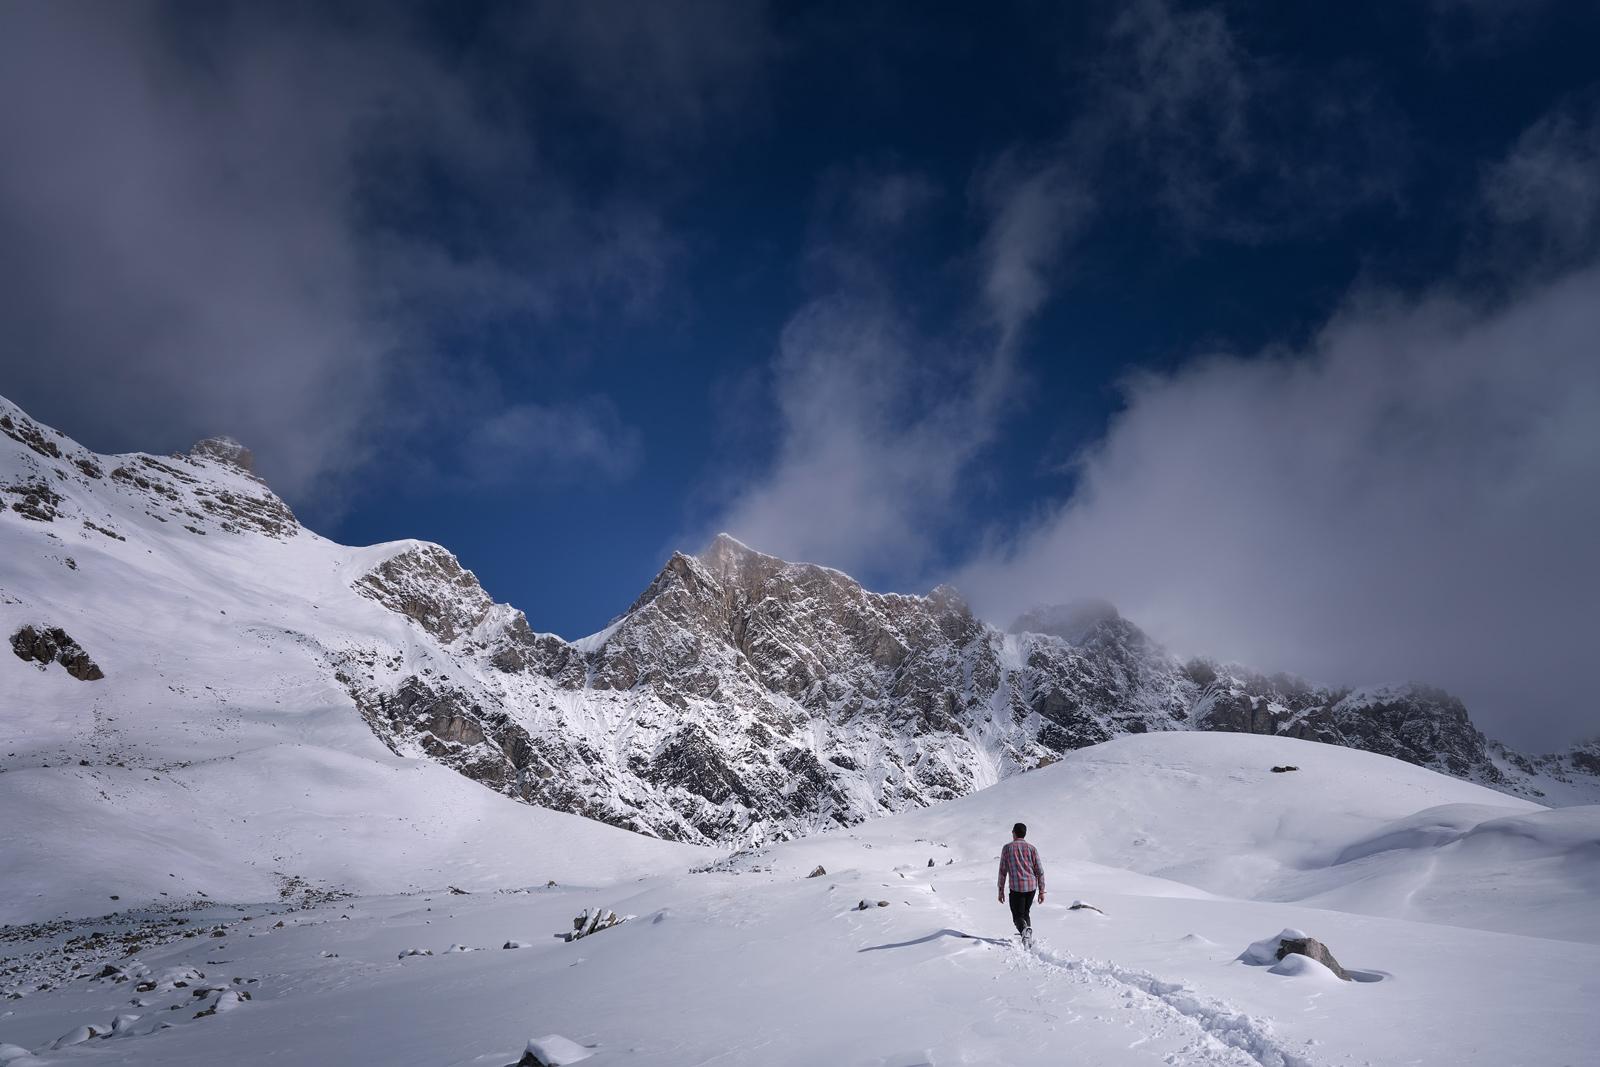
left=3, top=732, right=1597, bottom=1065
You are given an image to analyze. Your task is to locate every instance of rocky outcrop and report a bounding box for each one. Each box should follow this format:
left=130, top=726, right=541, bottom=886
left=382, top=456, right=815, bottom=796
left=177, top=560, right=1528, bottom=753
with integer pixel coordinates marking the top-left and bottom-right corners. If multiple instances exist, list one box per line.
left=353, top=545, right=496, bottom=645
left=1189, top=666, right=1518, bottom=789
left=3, top=479, right=64, bottom=522
left=10, top=625, right=104, bottom=680
left=188, top=436, right=255, bottom=473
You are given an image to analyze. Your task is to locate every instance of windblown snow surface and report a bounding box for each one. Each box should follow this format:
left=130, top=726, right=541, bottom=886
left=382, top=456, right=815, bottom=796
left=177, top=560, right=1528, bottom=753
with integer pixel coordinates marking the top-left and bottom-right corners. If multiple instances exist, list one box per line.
left=2, top=733, right=1597, bottom=1066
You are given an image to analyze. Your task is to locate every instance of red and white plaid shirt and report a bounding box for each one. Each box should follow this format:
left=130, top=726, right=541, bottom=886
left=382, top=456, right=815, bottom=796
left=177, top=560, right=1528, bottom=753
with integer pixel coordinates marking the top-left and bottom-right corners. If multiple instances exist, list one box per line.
left=998, top=839, right=1044, bottom=895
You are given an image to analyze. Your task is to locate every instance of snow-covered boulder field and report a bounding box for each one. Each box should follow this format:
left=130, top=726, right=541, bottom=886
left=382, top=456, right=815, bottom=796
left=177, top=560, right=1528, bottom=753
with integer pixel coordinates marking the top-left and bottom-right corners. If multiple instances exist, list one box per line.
left=2, top=732, right=1595, bottom=1065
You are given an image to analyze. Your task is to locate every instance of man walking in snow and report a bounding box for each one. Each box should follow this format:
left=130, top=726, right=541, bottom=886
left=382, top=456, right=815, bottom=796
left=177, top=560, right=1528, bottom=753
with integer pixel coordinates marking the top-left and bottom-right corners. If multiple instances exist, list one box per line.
left=998, top=822, right=1044, bottom=944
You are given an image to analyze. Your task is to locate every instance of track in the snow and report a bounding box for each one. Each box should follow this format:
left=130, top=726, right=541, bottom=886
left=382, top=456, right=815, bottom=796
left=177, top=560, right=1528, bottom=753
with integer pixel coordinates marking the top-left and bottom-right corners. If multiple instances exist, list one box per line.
left=1012, top=942, right=1318, bottom=1067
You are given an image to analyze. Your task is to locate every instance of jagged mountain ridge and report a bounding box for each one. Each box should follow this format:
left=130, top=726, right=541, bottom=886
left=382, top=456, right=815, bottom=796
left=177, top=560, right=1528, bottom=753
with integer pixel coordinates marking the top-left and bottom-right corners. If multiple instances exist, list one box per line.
left=3, top=393, right=1596, bottom=849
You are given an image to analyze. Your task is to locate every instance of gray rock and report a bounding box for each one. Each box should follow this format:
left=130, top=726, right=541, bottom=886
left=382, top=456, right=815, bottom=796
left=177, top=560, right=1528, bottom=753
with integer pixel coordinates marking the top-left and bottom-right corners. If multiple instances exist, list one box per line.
left=188, top=436, right=255, bottom=472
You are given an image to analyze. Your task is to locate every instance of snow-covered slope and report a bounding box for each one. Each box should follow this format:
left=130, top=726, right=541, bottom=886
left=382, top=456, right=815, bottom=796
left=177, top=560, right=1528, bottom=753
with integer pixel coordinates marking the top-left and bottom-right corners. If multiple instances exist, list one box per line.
left=0, top=397, right=703, bottom=927
left=3, top=732, right=1594, bottom=1065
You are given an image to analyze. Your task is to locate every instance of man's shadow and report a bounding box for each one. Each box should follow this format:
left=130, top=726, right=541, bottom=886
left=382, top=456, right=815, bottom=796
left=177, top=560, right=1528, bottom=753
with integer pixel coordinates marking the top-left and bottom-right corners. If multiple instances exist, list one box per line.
left=859, top=928, right=1011, bottom=952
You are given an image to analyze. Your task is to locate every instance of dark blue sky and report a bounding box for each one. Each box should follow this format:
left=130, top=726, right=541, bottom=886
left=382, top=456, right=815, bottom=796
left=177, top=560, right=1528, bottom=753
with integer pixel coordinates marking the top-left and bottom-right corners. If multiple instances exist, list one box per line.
left=327, top=0, right=1597, bottom=635
left=4, top=1, right=1599, bottom=745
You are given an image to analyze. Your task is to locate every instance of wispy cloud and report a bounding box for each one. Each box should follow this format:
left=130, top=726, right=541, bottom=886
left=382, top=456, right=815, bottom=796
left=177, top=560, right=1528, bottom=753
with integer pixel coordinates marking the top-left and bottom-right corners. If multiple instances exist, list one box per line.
left=1480, top=92, right=1600, bottom=270
left=459, top=399, right=641, bottom=487
left=704, top=152, right=1081, bottom=574
left=1087, top=0, right=1406, bottom=240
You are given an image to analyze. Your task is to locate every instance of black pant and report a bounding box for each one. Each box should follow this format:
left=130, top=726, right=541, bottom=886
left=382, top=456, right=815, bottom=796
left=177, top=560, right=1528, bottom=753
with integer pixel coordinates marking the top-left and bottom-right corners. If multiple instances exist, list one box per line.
left=1008, top=890, right=1035, bottom=935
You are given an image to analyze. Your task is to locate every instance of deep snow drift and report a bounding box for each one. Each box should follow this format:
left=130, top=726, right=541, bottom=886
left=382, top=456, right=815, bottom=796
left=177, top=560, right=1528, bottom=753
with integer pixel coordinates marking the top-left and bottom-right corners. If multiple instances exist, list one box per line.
left=3, top=733, right=1596, bottom=1066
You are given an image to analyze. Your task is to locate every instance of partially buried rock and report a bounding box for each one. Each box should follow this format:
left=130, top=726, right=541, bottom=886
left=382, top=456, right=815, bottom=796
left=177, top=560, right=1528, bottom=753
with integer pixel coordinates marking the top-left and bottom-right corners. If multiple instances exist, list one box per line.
left=1276, top=936, right=1351, bottom=980
left=807, top=865, right=826, bottom=878
left=520, top=1033, right=594, bottom=1065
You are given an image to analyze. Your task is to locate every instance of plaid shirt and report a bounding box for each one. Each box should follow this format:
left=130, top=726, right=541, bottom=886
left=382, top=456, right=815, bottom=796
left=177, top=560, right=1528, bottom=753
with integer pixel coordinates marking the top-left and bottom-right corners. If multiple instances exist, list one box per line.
left=998, top=839, right=1044, bottom=895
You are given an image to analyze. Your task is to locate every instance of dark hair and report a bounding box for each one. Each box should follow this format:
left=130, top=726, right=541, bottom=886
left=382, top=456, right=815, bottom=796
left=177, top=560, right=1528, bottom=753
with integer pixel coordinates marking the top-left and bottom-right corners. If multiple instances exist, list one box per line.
left=1012, top=822, right=1027, bottom=838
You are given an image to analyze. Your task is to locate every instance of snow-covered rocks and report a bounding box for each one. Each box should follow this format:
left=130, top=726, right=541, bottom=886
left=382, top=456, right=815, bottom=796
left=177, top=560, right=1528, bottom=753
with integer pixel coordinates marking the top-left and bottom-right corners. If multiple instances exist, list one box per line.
left=519, top=1033, right=594, bottom=1066
left=1239, top=930, right=1351, bottom=980
left=566, top=908, right=627, bottom=942
left=193, top=990, right=244, bottom=1018
left=1267, top=953, right=1344, bottom=981
left=48, top=1025, right=100, bottom=1049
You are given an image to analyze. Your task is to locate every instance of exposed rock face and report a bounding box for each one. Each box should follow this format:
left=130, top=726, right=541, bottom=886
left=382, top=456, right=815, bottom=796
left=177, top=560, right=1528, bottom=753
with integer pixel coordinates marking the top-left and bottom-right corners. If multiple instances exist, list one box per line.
left=326, top=529, right=1592, bottom=843
left=188, top=436, right=255, bottom=473
left=353, top=545, right=496, bottom=645
left=10, top=625, right=104, bottom=680
left=3, top=479, right=63, bottom=522
left=339, top=532, right=1566, bottom=845
left=1190, top=667, right=1507, bottom=785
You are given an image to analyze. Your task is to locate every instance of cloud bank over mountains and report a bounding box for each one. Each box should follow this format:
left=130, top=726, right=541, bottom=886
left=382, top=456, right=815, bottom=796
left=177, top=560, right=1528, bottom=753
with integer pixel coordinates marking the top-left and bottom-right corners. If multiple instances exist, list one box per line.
left=707, top=4, right=1600, bottom=749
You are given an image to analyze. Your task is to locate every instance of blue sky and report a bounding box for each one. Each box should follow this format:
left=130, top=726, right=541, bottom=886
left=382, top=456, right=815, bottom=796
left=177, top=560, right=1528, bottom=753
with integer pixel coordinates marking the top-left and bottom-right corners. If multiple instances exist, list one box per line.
left=3, top=1, right=1599, bottom=746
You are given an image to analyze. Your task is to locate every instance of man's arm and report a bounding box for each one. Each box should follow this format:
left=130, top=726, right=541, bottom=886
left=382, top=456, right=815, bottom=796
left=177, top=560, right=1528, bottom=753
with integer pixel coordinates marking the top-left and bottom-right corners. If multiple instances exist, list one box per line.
left=997, top=847, right=1007, bottom=902
left=1033, top=846, right=1045, bottom=902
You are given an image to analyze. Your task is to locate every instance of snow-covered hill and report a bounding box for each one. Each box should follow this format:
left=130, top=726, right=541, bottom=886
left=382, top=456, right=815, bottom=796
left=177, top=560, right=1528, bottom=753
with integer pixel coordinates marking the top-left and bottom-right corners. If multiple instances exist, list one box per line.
left=3, top=733, right=1595, bottom=1065
left=2, top=390, right=1596, bottom=881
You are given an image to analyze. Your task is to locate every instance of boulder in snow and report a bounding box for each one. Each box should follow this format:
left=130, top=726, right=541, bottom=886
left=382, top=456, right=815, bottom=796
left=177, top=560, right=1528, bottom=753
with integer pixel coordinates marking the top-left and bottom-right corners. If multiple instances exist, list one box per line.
left=1276, top=936, right=1351, bottom=980
left=9, top=625, right=104, bottom=680
left=50, top=1025, right=100, bottom=1049
left=807, top=865, right=826, bottom=878
left=1239, top=928, right=1351, bottom=980
left=1269, top=952, right=1344, bottom=981
left=520, top=1033, right=594, bottom=1065
left=566, top=906, right=628, bottom=942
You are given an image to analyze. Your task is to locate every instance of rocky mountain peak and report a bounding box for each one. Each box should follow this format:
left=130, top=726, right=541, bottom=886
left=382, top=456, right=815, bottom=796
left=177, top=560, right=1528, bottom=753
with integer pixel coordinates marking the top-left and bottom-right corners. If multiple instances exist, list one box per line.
left=188, top=436, right=255, bottom=473
left=353, top=543, right=495, bottom=645
left=695, top=532, right=794, bottom=594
